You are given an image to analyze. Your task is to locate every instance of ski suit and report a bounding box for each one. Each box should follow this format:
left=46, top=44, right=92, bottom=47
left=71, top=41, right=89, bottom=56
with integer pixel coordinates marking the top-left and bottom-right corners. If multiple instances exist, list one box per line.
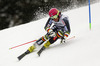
left=36, top=14, right=71, bottom=46
left=17, top=12, right=71, bottom=60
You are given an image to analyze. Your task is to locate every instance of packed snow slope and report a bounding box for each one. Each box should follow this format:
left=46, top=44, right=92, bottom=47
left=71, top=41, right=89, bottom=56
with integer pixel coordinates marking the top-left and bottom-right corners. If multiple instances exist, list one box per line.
left=0, top=2, right=100, bottom=66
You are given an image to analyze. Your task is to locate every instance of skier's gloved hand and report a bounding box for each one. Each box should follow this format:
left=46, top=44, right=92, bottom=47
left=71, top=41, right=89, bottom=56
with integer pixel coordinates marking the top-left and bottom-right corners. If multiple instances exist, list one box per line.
left=60, top=37, right=65, bottom=44
left=49, top=31, right=56, bottom=37
left=60, top=31, right=70, bottom=44
left=46, top=27, right=56, bottom=37
left=48, top=29, right=53, bottom=34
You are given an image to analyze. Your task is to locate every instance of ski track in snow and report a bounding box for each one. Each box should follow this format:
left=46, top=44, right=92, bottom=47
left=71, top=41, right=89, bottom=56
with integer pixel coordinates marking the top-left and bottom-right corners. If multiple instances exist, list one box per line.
left=0, top=2, right=100, bottom=66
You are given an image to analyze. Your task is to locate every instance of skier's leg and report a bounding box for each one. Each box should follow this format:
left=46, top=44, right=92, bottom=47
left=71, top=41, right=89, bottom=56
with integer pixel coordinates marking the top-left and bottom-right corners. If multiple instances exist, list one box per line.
left=17, top=34, right=49, bottom=60
left=37, top=37, right=58, bottom=56
left=28, top=36, right=58, bottom=54
left=27, top=33, right=49, bottom=53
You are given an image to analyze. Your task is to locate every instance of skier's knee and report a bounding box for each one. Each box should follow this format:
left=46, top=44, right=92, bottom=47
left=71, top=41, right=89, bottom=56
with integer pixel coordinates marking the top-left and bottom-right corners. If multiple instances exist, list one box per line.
left=36, top=35, right=49, bottom=45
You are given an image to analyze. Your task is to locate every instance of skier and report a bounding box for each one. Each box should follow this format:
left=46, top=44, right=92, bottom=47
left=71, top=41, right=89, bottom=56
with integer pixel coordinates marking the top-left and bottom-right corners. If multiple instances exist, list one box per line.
left=18, top=8, right=71, bottom=60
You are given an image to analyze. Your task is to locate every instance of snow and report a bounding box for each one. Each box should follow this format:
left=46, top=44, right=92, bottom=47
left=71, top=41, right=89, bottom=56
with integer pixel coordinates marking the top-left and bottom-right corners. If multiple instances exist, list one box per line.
left=0, top=2, right=100, bottom=66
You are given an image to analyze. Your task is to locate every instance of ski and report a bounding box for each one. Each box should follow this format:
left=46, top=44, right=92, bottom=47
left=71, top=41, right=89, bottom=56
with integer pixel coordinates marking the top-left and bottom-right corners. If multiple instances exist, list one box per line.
left=37, top=46, right=46, bottom=56
left=18, top=36, right=75, bottom=60
left=17, top=50, right=30, bottom=61
left=18, top=53, right=26, bottom=61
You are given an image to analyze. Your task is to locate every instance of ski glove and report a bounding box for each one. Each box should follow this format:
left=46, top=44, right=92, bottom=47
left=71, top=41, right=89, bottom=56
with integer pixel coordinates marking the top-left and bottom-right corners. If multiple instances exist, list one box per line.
left=49, top=31, right=56, bottom=37
left=60, top=37, right=65, bottom=44
left=60, top=31, right=70, bottom=44
left=46, top=27, right=56, bottom=37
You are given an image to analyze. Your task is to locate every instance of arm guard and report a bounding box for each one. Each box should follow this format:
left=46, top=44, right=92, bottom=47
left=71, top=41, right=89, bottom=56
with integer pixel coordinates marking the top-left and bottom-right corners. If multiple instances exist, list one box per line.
left=44, top=18, right=52, bottom=31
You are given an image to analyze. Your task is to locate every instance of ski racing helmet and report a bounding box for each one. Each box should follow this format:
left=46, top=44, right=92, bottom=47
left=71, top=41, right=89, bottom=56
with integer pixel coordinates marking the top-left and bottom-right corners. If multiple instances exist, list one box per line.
left=49, top=8, right=60, bottom=19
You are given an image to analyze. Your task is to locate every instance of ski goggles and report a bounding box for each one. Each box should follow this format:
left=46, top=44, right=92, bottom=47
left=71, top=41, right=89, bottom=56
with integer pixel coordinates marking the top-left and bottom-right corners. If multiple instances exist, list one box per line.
left=50, top=15, right=58, bottom=19
left=50, top=11, right=59, bottom=19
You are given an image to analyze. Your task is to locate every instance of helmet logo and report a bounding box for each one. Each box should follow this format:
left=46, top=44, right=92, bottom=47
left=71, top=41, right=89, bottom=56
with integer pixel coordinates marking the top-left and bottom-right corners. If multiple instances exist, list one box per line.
left=51, top=13, right=53, bottom=17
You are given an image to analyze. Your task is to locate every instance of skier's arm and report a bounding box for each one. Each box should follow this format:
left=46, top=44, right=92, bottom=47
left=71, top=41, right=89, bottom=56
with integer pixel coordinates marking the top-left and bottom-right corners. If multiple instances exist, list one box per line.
left=63, top=17, right=71, bottom=38
left=58, top=17, right=71, bottom=43
left=44, top=18, right=53, bottom=33
left=63, top=17, right=71, bottom=33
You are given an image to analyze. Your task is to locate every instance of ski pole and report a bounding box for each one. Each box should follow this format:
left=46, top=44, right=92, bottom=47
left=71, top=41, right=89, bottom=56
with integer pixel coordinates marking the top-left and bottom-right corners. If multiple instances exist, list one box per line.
left=67, top=36, right=75, bottom=40
left=9, top=40, right=37, bottom=50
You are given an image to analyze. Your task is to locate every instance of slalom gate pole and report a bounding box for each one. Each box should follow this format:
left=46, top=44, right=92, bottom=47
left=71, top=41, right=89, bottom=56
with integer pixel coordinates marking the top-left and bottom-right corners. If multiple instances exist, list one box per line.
left=88, top=0, right=91, bottom=30
left=9, top=40, right=37, bottom=50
